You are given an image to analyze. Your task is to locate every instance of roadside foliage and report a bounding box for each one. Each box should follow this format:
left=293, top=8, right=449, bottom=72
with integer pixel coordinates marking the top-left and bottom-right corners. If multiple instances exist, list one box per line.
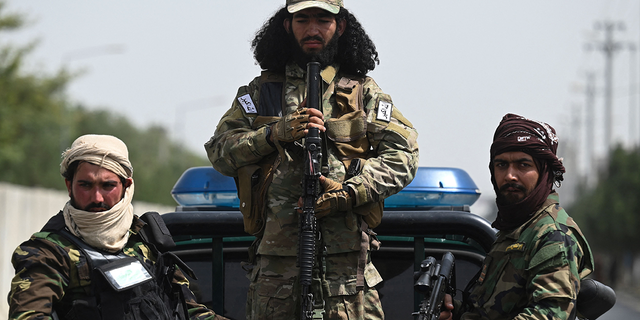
left=0, top=1, right=209, bottom=206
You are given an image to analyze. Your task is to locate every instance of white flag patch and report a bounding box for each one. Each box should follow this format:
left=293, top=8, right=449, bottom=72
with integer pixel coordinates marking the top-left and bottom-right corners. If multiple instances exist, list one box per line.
left=237, top=94, right=257, bottom=114
left=377, top=101, right=392, bottom=122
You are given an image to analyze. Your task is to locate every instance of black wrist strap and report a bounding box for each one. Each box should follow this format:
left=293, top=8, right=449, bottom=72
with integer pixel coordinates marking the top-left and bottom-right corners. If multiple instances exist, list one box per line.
left=265, top=126, right=276, bottom=148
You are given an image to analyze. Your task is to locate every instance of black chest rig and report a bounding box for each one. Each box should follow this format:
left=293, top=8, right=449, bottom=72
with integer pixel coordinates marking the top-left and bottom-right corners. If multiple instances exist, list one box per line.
left=44, top=212, right=195, bottom=320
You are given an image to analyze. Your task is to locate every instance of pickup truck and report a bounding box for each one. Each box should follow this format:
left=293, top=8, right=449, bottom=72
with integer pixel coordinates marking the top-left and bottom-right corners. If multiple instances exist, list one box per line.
left=161, top=166, right=495, bottom=319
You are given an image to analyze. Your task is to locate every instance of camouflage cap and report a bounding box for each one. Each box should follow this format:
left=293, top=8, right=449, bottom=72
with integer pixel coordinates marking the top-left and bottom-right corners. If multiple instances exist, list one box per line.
left=286, top=0, right=343, bottom=14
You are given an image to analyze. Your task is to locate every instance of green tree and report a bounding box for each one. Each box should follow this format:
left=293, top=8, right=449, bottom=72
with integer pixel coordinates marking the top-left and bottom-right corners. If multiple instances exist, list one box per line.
left=67, top=106, right=210, bottom=205
left=0, top=1, right=73, bottom=189
left=0, top=1, right=210, bottom=206
left=568, top=145, right=640, bottom=254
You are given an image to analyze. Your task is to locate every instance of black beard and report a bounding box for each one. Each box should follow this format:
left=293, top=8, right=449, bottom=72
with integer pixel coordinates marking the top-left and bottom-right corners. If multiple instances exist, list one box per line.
left=496, top=183, right=528, bottom=206
left=289, top=31, right=340, bottom=69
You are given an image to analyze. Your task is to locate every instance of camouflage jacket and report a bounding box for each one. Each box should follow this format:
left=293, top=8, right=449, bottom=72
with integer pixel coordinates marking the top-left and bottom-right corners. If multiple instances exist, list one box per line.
left=9, top=212, right=225, bottom=320
left=205, top=63, right=419, bottom=256
left=459, top=193, right=594, bottom=320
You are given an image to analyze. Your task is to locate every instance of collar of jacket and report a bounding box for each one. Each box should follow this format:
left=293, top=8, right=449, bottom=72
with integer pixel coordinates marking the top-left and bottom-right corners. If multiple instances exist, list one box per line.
left=130, top=214, right=145, bottom=235
left=499, top=192, right=560, bottom=241
left=285, top=62, right=340, bottom=85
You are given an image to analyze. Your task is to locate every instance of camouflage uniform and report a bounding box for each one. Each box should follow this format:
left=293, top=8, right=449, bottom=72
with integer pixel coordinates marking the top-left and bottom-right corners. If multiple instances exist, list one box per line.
left=458, top=193, right=594, bottom=320
left=8, top=213, right=225, bottom=320
left=206, top=62, right=419, bottom=319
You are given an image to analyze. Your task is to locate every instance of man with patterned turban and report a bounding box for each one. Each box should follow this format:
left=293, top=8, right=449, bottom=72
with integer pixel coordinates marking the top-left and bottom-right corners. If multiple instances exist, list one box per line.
left=440, top=114, right=595, bottom=320
left=8, top=134, right=227, bottom=320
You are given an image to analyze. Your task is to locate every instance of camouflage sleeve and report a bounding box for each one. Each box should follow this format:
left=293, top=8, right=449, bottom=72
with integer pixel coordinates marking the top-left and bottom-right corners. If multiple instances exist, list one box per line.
left=172, top=267, right=229, bottom=320
left=205, top=78, right=276, bottom=177
left=346, top=77, right=419, bottom=206
left=8, top=237, right=70, bottom=320
left=515, top=229, right=584, bottom=320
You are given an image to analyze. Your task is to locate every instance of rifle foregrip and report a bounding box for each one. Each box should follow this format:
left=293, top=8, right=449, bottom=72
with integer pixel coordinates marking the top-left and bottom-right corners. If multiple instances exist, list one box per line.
left=299, top=215, right=315, bottom=285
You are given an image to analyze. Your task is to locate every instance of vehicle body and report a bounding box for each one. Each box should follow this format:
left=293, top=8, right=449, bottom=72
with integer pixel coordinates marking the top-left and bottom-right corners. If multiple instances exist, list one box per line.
left=161, top=166, right=496, bottom=319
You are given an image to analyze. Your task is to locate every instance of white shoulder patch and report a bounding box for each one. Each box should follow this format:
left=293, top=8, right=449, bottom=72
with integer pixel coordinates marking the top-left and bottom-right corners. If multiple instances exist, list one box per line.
left=377, top=101, right=392, bottom=122
left=237, top=94, right=257, bottom=114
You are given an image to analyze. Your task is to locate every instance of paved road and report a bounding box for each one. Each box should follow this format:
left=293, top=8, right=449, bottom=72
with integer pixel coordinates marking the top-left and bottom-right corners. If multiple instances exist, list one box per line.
left=598, top=291, right=640, bottom=320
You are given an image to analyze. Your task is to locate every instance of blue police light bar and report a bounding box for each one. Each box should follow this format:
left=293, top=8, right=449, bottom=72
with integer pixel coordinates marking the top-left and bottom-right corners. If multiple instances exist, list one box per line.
left=383, top=167, right=481, bottom=208
left=171, top=166, right=480, bottom=208
left=171, top=167, right=239, bottom=207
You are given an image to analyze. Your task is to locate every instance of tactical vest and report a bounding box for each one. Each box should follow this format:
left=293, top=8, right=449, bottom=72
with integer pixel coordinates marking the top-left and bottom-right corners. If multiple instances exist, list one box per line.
left=42, top=212, right=194, bottom=320
left=236, top=69, right=384, bottom=238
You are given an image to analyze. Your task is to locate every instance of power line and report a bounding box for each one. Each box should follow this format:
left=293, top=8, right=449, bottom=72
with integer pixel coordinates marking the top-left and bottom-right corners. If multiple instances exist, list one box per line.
left=588, top=21, right=626, bottom=153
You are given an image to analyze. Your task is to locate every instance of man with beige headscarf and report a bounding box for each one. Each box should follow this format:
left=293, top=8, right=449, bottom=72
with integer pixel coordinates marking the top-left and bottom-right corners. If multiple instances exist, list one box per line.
left=8, top=134, right=227, bottom=320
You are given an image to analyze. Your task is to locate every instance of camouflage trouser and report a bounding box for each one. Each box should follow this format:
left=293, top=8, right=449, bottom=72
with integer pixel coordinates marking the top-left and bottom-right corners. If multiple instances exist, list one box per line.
left=246, top=253, right=384, bottom=320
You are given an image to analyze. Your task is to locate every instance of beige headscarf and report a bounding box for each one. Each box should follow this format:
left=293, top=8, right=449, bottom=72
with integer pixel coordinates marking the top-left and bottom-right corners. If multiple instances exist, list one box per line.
left=60, top=134, right=135, bottom=253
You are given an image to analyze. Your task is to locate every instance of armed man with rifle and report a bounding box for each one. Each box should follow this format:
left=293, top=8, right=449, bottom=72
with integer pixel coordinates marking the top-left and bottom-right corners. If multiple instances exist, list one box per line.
left=205, top=0, right=419, bottom=318
left=439, top=114, right=600, bottom=320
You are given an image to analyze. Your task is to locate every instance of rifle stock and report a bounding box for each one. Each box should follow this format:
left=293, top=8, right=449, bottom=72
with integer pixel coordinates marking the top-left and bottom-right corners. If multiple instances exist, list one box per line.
left=299, top=61, right=323, bottom=320
left=413, top=252, right=456, bottom=320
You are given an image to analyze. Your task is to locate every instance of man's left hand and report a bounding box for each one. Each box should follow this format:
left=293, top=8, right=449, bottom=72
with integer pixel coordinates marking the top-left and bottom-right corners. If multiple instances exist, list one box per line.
left=315, top=176, right=352, bottom=219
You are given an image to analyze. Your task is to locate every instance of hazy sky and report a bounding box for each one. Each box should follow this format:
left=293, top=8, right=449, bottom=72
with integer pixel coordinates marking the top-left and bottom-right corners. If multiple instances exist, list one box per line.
left=4, top=0, right=640, bottom=216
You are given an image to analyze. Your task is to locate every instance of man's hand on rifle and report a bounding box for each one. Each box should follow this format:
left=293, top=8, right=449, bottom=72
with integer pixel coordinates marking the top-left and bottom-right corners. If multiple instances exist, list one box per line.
left=439, top=294, right=454, bottom=320
left=315, top=176, right=353, bottom=219
left=270, top=103, right=325, bottom=144
left=302, top=106, right=325, bottom=133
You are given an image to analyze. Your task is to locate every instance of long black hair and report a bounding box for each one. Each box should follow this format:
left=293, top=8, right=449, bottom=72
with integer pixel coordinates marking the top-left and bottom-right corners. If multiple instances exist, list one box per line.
left=251, top=6, right=379, bottom=76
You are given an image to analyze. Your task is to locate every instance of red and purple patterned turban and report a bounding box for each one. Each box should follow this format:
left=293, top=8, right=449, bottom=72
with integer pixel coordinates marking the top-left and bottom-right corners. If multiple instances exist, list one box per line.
left=489, top=113, right=566, bottom=230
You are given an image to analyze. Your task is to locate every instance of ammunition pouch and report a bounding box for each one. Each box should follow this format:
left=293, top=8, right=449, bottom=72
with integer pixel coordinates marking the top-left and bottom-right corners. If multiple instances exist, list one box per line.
left=327, top=77, right=385, bottom=229
left=234, top=113, right=283, bottom=236
left=236, top=152, right=279, bottom=236
left=325, top=109, right=368, bottom=160
left=326, top=77, right=370, bottom=163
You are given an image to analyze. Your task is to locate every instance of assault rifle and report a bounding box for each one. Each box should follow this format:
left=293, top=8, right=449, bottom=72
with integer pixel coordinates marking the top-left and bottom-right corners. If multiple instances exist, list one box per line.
left=413, top=252, right=456, bottom=320
left=298, top=61, right=323, bottom=320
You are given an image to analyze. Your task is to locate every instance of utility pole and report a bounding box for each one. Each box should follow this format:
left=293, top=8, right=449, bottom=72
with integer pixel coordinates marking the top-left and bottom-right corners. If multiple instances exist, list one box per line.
left=584, top=72, right=596, bottom=184
left=630, top=44, right=637, bottom=147
left=590, top=21, right=625, bottom=153
left=563, top=104, right=582, bottom=204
